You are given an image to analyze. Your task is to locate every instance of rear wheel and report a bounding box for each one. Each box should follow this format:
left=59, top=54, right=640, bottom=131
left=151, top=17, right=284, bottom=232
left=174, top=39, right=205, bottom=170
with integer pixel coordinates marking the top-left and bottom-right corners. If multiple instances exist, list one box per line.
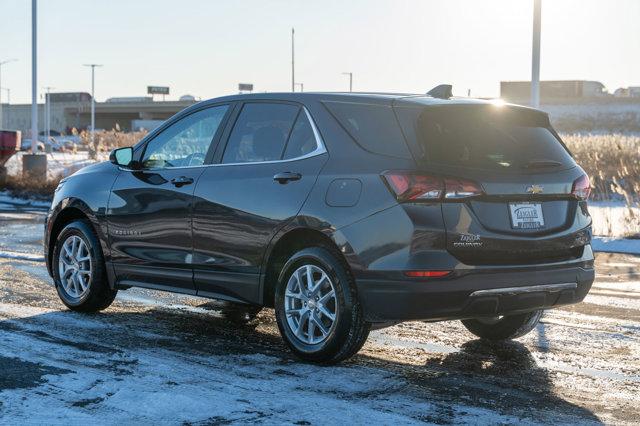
left=461, top=310, right=543, bottom=341
left=52, top=220, right=117, bottom=312
left=274, top=247, right=370, bottom=364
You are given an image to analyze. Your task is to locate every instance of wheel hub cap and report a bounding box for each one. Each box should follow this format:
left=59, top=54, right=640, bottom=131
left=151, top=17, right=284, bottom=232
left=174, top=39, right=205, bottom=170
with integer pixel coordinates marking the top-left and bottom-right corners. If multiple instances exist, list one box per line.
left=58, top=235, right=92, bottom=299
left=284, top=264, right=337, bottom=345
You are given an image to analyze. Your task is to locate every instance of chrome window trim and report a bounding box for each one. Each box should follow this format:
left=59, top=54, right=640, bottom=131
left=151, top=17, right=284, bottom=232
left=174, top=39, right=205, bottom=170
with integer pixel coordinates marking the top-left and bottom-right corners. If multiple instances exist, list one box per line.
left=124, top=106, right=327, bottom=172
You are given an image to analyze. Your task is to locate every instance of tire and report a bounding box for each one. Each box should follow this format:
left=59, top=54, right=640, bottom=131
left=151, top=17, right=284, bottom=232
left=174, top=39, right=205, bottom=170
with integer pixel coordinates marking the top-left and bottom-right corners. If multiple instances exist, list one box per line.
left=274, top=246, right=370, bottom=364
left=52, top=219, right=117, bottom=312
left=220, top=302, right=262, bottom=324
left=461, top=310, right=544, bottom=341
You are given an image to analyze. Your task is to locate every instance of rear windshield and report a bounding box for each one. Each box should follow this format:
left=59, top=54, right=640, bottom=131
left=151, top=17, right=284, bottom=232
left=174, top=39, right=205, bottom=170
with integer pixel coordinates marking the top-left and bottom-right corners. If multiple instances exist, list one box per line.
left=394, top=104, right=576, bottom=171
left=323, top=101, right=412, bottom=159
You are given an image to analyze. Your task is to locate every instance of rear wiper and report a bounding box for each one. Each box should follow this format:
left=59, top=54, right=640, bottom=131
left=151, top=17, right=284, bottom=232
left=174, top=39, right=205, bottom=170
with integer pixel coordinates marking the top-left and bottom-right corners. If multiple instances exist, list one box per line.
left=523, top=159, right=563, bottom=169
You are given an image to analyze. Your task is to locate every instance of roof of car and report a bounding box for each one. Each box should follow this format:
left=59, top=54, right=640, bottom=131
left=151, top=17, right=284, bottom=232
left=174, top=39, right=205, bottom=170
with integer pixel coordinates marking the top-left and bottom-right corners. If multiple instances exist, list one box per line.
left=200, top=92, right=511, bottom=107
left=184, top=92, right=540, bottom=117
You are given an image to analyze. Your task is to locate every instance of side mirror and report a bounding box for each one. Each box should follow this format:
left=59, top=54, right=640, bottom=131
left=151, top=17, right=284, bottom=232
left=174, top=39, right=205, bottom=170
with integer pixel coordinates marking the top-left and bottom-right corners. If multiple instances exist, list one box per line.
left=110, top=147, right=134, bottom=168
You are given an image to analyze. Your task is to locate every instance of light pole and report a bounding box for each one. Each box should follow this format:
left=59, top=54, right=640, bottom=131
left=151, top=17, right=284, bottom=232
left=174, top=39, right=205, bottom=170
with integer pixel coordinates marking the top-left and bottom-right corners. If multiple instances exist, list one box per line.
left=0, top=59, right=17, bottom=129
left=83, top=64, right=102, bottom=152
left=291, top=28, right=295, bottom=92
left=342, top=72, right=353, bottom=92
left=295, top=82, right=304, bottom=92
left=43, top=86, right=54, bottom=141
left=31, top=0, right=38, bottom=153
left=1, top=87, right=10, bottom=127
left=531, top=0, right=542, bottom=108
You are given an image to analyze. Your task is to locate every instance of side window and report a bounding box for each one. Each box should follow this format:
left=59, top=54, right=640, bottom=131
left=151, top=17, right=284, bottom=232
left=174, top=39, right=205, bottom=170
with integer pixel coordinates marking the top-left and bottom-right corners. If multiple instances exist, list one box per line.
left=323, top=101, right=412, bottom=159
left=282, top=110, right=317, bottom=160
left=142, top=105, right=228, bottom=169
left=222, top=103, right=299, bottom=164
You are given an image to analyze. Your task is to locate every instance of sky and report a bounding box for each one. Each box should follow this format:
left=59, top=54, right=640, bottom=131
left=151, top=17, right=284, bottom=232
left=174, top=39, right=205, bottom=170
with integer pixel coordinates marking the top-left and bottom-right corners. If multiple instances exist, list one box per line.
left=0, top=0, right=639, bottom=104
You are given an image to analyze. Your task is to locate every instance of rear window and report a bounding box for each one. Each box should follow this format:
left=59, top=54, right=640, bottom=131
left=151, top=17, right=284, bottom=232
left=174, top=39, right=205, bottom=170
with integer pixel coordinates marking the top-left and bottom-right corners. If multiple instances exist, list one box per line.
left=323, top=101, right=412, bottom=159
left=395, top=105, right=576, bottom=171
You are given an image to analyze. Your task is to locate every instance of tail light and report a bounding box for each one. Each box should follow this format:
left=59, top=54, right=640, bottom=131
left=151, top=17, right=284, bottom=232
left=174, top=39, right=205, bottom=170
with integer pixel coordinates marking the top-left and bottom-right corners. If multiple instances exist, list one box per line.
left=382, top=172, right=483, bottom=202
left=571, top=173, right=591, bottom=200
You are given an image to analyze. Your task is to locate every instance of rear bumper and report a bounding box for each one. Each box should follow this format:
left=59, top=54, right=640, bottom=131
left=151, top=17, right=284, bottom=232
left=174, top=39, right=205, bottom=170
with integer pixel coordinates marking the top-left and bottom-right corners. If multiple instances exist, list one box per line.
left=356, top=262, right=594, bottom=322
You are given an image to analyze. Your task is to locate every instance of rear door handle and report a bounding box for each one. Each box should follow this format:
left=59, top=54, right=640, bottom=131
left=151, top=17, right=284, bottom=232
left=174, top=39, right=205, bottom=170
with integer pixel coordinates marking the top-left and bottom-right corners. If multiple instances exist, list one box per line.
left=171, top=176, right=194, bottom=187
left=273, top=172, right=302, bottom=184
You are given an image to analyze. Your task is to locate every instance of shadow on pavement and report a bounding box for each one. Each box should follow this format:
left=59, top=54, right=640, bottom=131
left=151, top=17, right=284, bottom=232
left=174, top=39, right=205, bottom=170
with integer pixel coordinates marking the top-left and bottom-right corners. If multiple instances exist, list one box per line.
left=0, top=302, right=604, bottom=424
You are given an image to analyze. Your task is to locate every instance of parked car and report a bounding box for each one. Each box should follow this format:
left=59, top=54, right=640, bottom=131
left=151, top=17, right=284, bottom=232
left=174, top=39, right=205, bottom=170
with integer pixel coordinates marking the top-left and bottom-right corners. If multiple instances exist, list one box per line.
left=44, top=91, right=595, bottom=363
left=20, top=138, right=46, bottom=152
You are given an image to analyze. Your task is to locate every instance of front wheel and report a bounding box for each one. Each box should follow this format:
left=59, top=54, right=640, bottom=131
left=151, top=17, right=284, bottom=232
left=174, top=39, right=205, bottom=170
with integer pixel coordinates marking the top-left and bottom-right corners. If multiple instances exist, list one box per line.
left=461, top=310, right=543, bottom=341
left=52, top=220, right=117, bottom=312
left=274, top=247, right=370, bottom=364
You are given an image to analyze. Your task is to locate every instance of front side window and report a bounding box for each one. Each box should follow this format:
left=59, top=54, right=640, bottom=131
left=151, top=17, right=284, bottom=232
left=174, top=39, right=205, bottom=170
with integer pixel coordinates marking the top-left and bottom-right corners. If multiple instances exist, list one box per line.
left=222, top=103, right=316, bottom=164
left=142, top=105, right=228, bottom=169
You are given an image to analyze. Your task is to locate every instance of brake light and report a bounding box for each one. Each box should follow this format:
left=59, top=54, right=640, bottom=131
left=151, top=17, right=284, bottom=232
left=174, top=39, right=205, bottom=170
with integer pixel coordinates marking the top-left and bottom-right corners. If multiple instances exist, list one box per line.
left=382, top=172, right=443, bottom=202
left=571, top=173, right=591, bottom=200
left=382, top=172, right=483, bottom=202
left=404, top=270, right=452, bottom=278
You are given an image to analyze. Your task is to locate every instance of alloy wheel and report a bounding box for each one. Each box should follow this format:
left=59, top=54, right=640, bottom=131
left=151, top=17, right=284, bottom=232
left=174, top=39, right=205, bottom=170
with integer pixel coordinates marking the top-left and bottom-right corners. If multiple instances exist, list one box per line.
left=58, top=235, right=93, bottom=299
left=284, top=264, right=338, bottom=345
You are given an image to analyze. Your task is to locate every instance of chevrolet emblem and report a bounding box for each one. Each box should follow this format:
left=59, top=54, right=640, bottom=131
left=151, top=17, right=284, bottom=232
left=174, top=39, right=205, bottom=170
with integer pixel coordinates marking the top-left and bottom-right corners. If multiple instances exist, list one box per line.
left=526, top=184, right=544, bottom=194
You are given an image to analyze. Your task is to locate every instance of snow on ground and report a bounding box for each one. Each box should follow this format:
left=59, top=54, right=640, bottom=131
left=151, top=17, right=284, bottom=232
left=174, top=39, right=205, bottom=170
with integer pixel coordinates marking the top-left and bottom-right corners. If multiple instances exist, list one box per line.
left=0, top=208, right=638, bottom=424
left=589, top=201, right=640, bottom=238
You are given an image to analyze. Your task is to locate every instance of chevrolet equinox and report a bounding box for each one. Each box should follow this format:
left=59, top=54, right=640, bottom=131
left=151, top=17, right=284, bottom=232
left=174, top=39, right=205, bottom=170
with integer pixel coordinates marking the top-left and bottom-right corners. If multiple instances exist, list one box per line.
left=45, top=91, right=595, bottom=363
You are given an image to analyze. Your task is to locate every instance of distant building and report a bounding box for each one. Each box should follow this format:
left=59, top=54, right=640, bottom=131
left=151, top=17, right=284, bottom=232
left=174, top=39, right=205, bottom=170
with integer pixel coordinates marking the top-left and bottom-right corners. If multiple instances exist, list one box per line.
left=1, top=91, right=197, bottom=134
left=500, top=80, right=608, bottom=103
left=614, top=87, right=640, bottom=98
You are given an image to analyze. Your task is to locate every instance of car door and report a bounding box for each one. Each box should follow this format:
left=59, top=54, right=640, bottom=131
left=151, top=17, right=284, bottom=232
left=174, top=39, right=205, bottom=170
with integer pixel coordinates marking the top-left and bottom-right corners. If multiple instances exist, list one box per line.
left=192, top=101, right=328, bottom=303
left=107, top=104, right=231, bottom=294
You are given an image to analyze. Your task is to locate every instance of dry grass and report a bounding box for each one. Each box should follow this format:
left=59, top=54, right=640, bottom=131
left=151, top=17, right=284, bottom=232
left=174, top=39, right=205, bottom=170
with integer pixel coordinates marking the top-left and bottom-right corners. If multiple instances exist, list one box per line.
left=563, top=133, right=640, bottom=238
left=562, top=133, right=640, bottom=204
left=78, top=128, right=147, bottom=158
left=1, top=174, right=62, bottom=200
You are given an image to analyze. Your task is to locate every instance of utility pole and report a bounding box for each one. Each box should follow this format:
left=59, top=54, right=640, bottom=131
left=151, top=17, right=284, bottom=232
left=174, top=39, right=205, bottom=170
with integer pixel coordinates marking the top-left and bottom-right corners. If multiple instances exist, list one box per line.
left=295, top=82, right=304, bottom=92
left=291, top=28, right=295, bottom=92
left=531, top=0, right=542, bottom=108
left=83, top=64, right=102, bottom=154
left=0, top=59, right=17, bottom=129
left=342, top=72, right=353, bottom=92
left=43, top=86, right=54, bottom=141
left=0, top=88, right=10, bottom=126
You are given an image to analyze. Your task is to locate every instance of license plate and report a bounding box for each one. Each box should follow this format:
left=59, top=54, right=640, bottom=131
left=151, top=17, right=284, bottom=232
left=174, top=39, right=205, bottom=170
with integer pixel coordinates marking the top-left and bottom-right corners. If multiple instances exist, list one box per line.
left=509, top=202, right=544, bottom=229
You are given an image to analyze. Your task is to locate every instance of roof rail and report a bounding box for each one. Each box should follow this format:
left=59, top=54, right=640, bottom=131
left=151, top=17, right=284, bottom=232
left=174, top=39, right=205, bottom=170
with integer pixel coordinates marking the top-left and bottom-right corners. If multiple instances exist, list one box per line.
left=427, top=84, right=453, bottom=99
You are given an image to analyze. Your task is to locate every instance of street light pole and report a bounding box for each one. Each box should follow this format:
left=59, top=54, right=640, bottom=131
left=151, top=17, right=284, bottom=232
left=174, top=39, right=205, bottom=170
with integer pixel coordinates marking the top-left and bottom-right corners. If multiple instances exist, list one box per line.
left=342, top=72, right=353, bottom=92
left=0, top=59, right=17, bottom=129
left=531, top=0, right=542, bottom=108
left=291, top=28, right=295, bottom=92
left=83, top=64, right=102, bottom=152
left=31, top=0, right=38, bottom=153
left=295, top=82, right=304, bottom=92
left=0, top=88, right=10, bottom=126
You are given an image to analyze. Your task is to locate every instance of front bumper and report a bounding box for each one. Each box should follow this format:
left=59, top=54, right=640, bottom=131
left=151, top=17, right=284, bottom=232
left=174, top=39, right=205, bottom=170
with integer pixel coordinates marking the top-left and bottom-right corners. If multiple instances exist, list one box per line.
left=356, top=262, right=594, bottom=322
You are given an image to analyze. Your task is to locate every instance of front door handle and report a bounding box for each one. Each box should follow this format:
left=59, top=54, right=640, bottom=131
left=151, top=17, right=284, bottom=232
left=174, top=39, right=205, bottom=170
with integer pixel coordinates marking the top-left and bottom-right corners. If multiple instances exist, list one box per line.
left=171, top=176, right=194, bottom=187
left=273, top=172, right=302, bottom=184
